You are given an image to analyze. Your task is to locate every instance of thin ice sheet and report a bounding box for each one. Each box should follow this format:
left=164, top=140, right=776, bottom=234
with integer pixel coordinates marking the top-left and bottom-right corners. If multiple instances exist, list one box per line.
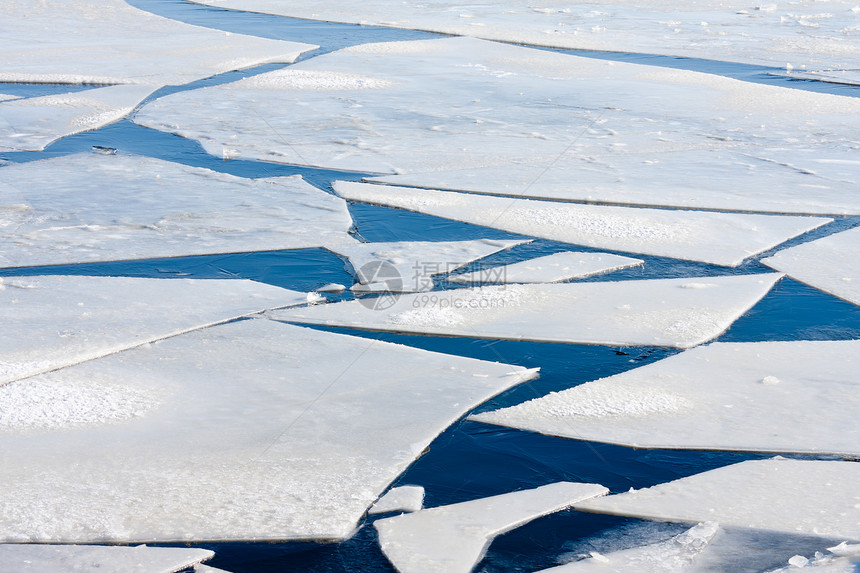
left=0, top=153, right=355, bottom=268
left=0, top=319, right=538, bottom=542
left=270, top=274, right=782, bottom=348
left=448, top=251, right=642, bottom=285
left=0, top=544, right=213, bottom=573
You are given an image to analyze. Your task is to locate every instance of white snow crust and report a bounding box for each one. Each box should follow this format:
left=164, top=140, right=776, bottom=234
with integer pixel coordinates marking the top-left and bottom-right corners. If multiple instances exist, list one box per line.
left=334, top=182, right=829, bottom=267
left=330, top=238, right=526, bottom=292
left=472, top=340, right=860, bottom=456
left=136, top=37, right=860, bottom=183
left=271, top=274, right=782, bottom=348
left=0, top=0, right=314, bottom=85
left=369, top=486, right=425, bottom=514
left=0, top=319, right=538, bottom=543
left=0, top=544, right=213, bottom=573
left=448, top=251, right=642, bottom=285
left=0, top=153, right=355, bottom=268
left=762, top=226, right=860, bottom=307
left=0, top=85, right=157, bottom=151
left=190, top=0, right=860, bottom=70
left=375, top=482, right=608, bottom=573
left=0, top=275, right=307, bottom=386
left=574, top=459, right=860, bottom=540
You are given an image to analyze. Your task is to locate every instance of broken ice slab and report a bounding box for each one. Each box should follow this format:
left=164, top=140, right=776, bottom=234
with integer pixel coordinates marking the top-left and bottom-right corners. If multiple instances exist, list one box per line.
left=448, top=251, right=642, bottom=285
left=333, top=182, right=829, bottom=267
left=778, top=69, right=860, bottom=87
left=136, top=36, right=860, bottom=177
left=0, top=0, right=314, bottom=85
left=195, top=565, right=234, bottom=573
left=375, top=482, right=608, bottom=573
left=329, top=239, right=527, bottom=292
left=761, top=226, right=860, bottom=307
left=0, top=544, right=213, bottom=573
left=0, top=275, right=307, bottom=386
left=271, top=274, right=782, bottom=349
left=0, top=153, right=355, bottom=268
left=369, top=146, right=860, bottom=216
left=0, top=85, right=158, bottom=152
left=189, top=0, right=859, bottom=70
left=369, top=486, right=425, bottom=515
left=472, top=340, right=860, bottom=456
left=574, top=459, right=860, bottom=541
left=0, top=319, right=538, bottom=542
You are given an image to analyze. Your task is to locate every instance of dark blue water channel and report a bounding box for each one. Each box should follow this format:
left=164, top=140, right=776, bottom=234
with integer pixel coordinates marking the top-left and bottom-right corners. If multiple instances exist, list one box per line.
left=1, top=1, right=859, bottom=571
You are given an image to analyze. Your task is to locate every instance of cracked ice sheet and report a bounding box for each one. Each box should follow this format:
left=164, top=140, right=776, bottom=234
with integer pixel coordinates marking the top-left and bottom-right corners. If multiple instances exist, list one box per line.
left=334, top=182, right=829, bottom=267
left=370, top=146, right=860, bottom=216
left=0, top=275, right=307, bottom=386
left=448, top=251, right=642, bottom=285
left=761, top=226, right=860, bottom=307
left=330, top=239, right=527, bottom=293
left=0, top=544, right=213, bottom=573
left=0, top=0, right=314, bottom=86
left=0, top=153, right=355, bottom=268
left=190, top=0, right=860, bottom=70
left=0, top=85, right=157, bottom=151
left=574, top=459, right=860, bottom=540
left=271, top=274, right=782, bottom=349
left=473, top=340, right=860, bottom=456
left=136, top=36, right=860, bottom=178
left=375, top=482, right=608, bottom=573
left=0, top=319, right=538, bottom=543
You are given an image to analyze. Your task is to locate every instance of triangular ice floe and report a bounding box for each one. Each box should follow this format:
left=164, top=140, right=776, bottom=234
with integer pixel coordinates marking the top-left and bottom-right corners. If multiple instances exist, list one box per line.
left=448, top=251, right=642, bottom=285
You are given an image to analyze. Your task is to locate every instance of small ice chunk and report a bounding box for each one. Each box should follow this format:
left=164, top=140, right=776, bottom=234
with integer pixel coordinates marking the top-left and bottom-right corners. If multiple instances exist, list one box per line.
left=762, top=226, right=860, bottom=307
left=306, top=291, right=327, bottom=304
left=0, top=544, right=213, bottom=572
left=317, top=283, right=347, bottom=293
left=575, top=459, right=860, bottom=540
left=789, top=555, right=811, bottom=567
left=369, top=486, right=425, bottom=514
left=828, top=542, right=860, bottom=557
left=272, top=274, right=782, bottom=349
left=375, top=482, right=608, bottom=573
left=762, top=375, right=780, bottom=385
left=448, top=251, right=642, bottom=285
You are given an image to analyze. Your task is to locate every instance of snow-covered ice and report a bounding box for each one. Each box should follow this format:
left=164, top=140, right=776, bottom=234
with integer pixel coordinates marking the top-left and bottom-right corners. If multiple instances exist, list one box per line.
left=448, top=251, right=643, bottom=285
left=0, top=0, right=314, bottom=85
left=0, top=153, right=355, bottom=268
left=0, top=544, right=213, bottom=573
left=334, top=182, right=829, bottom=267
left=574, top=459, right=860, bottom=540
left=190, top=0, right=860, bottom=69
left=271, top=274, right=782, bottom=348
left=329, top=239, right=526, bottom=292
left=369, top=486, right=425, bottom=515
left=0, top=85, right=157, bottom=151
left=0, top=319, right=538, bottom=542
left=136, top=37, right=860, bottom=181
left=375, top=482, right=608, bottom=573
left=472, top=340, right=860, bottom=456
left=0, top=275, right=307, bottom=386
left=761, top=226, right=860, bottom=307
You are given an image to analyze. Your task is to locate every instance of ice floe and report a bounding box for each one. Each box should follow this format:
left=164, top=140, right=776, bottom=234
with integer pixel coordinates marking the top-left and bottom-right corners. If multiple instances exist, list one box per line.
left=574, top=459, right=860, bottom=540
left=369, top=485, right=425, bottom=515
left=0, top=319, right=537, bottom=542
left=334, top=182, right=829, bottom=267
left=190, top=0, right=859, bottom=69
left=0, top=153, right=355, bottom=268
left=136, top=37, right=860, bottom=181
left=271, top=274, right=782, bottom=348
left=448, top=251, right=642, bottom=285
left=0, top=275, right=307, bottom=386
left=375, top=482, right=608, bottom=573
left=329, top=239, right=526, bottom=292
left=0, top=85, right=157, bottom=151
left=0, top=544, right=213, bottom=573
left=0, top=0, right=314, bottom=85
left=472, top=340, right=860, bottom=456
left=762, top=226, right=860, bottom=307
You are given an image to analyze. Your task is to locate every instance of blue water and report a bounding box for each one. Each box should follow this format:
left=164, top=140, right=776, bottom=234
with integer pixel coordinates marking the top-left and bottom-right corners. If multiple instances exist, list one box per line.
left=2, top=1, right=859, bottom=571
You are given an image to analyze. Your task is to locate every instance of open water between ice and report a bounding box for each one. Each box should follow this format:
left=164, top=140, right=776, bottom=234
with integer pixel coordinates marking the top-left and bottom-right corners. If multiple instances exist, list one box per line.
left=2, top=1, right=859, bottom=571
